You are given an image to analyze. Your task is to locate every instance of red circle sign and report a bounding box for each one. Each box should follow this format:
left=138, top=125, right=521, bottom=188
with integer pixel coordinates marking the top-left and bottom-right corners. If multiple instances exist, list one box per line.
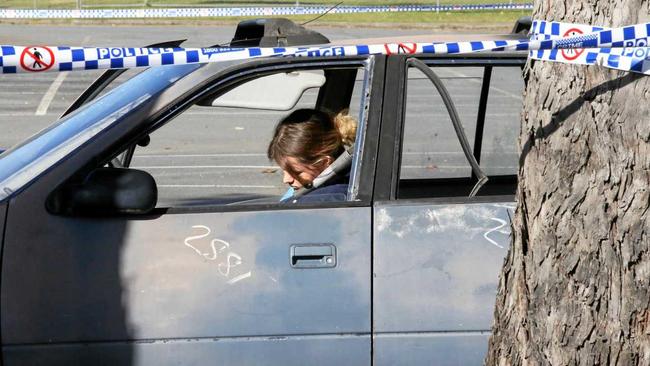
left=560, top=28, right=585, bottom=61
left=383, top=43, right=418, bottom=55
left=20, top=46, right=55, bottom=72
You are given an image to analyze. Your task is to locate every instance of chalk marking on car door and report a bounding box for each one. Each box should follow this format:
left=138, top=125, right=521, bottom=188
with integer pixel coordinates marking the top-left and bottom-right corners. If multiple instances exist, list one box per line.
left=183, top=225, right=213, bottom=258
left=227, top=271, right=252, bottom=285
left=482, top=204, right=515, bottom=248
left=483, top=217, right=509, bottom=249
left=218, top=252, right=241, bottom=276
left=184, top=225, right=252, bottom=284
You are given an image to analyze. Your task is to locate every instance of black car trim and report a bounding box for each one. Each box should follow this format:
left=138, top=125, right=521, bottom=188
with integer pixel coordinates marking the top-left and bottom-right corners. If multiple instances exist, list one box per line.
left=373, top=56, right=405, bottom=202
left=472, top=66, right=493, bottom=172
left=398, top=175, right=517, bottom=200
left=316, top=68, right=358, bottom=113
left=0, top=202, right=8, bottom=349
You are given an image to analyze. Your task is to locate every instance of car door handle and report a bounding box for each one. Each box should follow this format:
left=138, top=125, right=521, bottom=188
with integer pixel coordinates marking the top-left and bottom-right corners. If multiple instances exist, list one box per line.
left=290, top=244, right=337, bottom=269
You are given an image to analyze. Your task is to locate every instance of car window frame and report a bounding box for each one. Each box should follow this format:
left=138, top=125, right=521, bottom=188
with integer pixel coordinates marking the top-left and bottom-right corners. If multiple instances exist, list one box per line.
left=100, top=56, right=385, bottom=214
left=374, top=53, right=526, bottom=204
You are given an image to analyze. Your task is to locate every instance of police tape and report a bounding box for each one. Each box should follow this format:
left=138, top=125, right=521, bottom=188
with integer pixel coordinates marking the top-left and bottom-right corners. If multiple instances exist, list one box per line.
left=530, top=20, right=606, bottom=40
left=528, top=20, right=650, bottom=73
left=1, top=20, right=649, bottom=75
left=0, top=4, right=533, bottom=19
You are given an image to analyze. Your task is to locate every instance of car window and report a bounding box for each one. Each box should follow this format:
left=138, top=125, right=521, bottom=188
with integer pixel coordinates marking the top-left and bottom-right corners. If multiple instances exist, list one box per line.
left=480, top=66, right=523, bottom=176
left=400, top=66, right=480, bottom=180
left=0, top=64, right=201, bottom=203
left=397, top=62, right=523, bottom=199
left=126, top=65, right=367, bottom=208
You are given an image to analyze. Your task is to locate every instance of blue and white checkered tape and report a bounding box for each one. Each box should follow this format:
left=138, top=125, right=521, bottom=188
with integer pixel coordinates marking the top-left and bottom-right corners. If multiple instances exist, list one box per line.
left=528, top=20, right=650, bottom=74
left=530, top=20, right=606, bottom=40
left=0, top=4, right=533, bottom=19
left=2, top=20, right=650, bottom=75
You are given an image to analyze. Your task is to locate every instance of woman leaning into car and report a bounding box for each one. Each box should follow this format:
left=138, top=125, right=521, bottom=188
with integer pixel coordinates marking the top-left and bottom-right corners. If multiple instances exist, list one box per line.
left=267, top=108, right=357, bottom=203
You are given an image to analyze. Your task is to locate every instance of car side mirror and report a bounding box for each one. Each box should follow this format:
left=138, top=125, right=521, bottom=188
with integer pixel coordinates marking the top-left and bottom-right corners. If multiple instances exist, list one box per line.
left=48, top=168, right=157, bottom=216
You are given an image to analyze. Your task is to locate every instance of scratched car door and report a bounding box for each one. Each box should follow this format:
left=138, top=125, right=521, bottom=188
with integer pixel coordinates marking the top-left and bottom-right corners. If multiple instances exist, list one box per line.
left=371, top=55, right=525, bottom=365
left=2, top=205, right=372, bottom=365
left=0, top=60, right=377, bottom=365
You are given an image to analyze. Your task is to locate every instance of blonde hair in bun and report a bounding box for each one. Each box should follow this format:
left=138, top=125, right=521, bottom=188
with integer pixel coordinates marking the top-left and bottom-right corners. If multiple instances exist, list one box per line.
left=333, top=110, right=357, bottom=146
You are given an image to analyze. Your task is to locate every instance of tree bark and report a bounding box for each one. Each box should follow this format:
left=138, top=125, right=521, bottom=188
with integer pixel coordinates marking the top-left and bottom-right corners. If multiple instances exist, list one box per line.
left=486, top=1, right=650, bottom=365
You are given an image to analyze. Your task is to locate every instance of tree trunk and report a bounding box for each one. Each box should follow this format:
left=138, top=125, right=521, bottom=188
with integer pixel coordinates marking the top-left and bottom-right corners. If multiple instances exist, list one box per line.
left=486, top=1, right=650, bottom=365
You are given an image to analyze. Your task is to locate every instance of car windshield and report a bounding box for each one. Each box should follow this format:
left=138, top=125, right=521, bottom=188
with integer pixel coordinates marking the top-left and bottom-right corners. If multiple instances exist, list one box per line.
left=0, top=63, right=202, bottom=202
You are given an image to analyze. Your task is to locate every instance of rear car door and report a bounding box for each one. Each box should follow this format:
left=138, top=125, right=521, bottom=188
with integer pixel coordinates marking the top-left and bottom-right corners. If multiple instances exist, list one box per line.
left=373, top=53, right=526, bottom=365
left=1, top=56, right=384, bottom=365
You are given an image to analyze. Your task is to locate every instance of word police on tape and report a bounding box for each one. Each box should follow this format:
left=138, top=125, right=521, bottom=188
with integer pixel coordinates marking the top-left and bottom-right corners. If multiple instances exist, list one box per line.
left=1, top=20, right=650, bottom=76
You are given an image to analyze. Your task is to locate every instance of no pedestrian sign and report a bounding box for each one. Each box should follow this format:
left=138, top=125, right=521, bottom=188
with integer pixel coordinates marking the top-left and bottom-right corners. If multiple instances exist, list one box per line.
left=20, top=46, right=55, bottom=72
left=560, top=28, right=585, bottom=61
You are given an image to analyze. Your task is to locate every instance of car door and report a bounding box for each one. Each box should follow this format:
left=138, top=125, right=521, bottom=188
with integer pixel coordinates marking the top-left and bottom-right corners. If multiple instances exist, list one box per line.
left=1, top=56, right=384, bottom=365
left=372, top=53, right=526, bottom=365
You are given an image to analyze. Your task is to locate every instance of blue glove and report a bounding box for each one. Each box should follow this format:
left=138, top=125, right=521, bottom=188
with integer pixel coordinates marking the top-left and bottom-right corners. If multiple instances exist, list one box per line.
left=280, top=187, right=295, bottom=202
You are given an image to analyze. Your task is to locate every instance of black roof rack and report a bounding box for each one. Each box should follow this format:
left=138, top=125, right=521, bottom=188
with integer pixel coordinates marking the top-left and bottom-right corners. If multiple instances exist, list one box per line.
left=231, top=18, right=330, bottom=47
left=512, top=16, right=532, bottom=35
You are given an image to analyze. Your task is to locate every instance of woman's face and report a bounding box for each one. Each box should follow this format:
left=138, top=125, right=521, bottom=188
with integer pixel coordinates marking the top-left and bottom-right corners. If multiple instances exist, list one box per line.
left=280, top=156, right=332, bottom=191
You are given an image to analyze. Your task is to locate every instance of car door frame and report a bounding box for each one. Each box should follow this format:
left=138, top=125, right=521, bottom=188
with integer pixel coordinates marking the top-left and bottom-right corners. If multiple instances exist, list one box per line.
left=371, top=52, right=527, bottom=365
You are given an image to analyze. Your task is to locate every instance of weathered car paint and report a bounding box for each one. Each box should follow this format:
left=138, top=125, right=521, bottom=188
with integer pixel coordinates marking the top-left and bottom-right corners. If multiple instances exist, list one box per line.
left=372, top=201, right=514, bottom=363
left=2, top=200, right=371, bottom=362
left=373, top=333, right=489, bottom=365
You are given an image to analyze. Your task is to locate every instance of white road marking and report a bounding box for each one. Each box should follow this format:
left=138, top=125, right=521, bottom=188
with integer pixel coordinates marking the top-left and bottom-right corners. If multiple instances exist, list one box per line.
left=181, top=111, right=283, bottom=116
left=142, top=164, right=513, bottom=170
left=135, top=165, right=276, bottom=169
left=442, top=67, right=523, bottom=101
left=134, top=151, right=484, bottom=159
left=402, top=165, right=515, bottom=169
left=158, top=184, right=277, bottom=188
left=136, top=153, right=268, bottom=158
left=0, top=91, right=63, bottom=95
left=35, top=72, right=68, bottom=116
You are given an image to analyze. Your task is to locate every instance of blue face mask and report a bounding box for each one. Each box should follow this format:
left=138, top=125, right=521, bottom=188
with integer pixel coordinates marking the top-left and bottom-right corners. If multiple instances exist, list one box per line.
left=280, top=187, right=295, bottom=201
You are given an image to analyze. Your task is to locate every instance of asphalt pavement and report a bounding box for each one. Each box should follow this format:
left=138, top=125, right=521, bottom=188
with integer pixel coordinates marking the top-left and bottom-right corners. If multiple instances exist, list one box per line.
left=0, top=24, right=523, bottom=203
